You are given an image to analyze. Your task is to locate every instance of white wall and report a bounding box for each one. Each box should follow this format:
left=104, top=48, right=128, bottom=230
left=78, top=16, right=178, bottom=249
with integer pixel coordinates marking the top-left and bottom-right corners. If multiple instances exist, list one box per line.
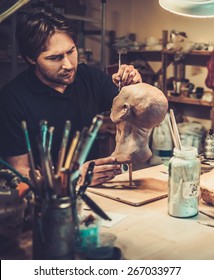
left=130, top=0, right=214, bottom=43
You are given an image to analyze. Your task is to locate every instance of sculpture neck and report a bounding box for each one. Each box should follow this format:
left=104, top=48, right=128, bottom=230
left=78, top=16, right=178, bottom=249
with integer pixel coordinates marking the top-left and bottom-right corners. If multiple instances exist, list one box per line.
left=111, top=122, right=152, bottom=169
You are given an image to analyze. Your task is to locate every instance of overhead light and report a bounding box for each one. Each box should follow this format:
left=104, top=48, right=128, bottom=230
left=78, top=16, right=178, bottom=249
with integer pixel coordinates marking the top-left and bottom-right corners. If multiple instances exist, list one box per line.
left=159, top=0, right=214, bottom=18
left=0, top=0, right=30, bottom=23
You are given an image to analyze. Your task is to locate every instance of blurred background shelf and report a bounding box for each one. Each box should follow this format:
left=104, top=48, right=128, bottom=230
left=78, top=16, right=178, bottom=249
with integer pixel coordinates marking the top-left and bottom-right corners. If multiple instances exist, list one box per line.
left=167, top=95, right=214, bottom=107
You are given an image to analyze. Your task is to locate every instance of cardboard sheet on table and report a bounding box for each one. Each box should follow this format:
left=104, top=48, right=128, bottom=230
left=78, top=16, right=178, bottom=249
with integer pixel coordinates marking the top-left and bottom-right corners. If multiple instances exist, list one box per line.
left=87, top=178, right=168, bottom=206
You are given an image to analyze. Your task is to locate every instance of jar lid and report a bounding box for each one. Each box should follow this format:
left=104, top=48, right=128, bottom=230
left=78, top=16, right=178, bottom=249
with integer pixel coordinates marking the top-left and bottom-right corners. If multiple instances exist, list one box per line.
left=173, top=146, right=198, bottom=157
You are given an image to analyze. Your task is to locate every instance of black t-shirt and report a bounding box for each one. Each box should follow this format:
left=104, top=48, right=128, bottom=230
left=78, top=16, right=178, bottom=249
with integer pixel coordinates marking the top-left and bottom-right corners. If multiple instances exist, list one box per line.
left=0, top=63, right=118, bottom=167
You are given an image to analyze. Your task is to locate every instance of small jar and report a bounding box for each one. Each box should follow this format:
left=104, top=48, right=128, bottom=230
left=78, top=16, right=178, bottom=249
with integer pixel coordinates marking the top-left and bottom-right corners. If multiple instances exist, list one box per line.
left=204, top=129, right=214, bottom=159
left=168, top=147, right=201, bottom=218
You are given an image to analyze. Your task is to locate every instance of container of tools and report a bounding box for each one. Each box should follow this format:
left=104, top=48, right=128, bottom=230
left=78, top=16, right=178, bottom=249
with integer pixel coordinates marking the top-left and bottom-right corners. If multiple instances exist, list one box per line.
left=33, top=196, right=76, bottom=260
left=21, top=116, right=105, bottom=260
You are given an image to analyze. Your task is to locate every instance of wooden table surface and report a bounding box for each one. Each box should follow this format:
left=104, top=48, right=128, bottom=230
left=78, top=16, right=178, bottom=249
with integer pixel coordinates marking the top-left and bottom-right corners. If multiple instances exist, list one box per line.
left=1, top=164, right=214, bottom=260
left=88, top=165, right=214, bottom=260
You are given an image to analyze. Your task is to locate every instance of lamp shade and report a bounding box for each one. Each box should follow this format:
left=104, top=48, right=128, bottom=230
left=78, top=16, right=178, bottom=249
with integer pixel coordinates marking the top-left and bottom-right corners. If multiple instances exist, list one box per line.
left=159, top=0, right=214, bottom=18
left=0, top=0, right=30, bottom=23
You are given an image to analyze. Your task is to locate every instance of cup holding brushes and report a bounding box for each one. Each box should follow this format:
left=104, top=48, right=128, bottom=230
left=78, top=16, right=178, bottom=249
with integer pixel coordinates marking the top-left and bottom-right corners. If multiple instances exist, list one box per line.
left=18, top=115, right=109, bottom=259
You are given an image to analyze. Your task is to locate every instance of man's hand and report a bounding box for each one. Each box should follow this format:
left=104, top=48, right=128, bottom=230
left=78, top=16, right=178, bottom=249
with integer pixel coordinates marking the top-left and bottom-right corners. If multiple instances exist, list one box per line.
left=78, top=156, right=122, bottom=186
left=112, top=64, right=142, bottom=89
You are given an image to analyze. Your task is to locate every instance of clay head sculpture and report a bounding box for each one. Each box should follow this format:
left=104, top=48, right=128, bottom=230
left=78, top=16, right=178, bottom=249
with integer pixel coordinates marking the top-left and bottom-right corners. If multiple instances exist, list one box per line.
left=110, top=83, right=168, bottom=170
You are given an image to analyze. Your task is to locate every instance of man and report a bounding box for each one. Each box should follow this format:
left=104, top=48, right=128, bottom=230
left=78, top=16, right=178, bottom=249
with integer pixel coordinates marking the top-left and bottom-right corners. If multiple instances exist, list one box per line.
left=0, top=9, right=142, bottom=186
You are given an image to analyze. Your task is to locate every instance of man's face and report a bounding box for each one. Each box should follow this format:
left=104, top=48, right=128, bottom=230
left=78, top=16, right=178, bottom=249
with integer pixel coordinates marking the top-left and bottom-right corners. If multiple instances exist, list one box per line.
left=32, top=32, right=78, bottom=91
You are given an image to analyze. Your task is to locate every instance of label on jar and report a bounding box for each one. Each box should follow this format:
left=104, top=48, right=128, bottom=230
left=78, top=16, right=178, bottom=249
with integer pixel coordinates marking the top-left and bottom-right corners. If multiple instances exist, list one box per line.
left=182, top=180, right=200, bottom=199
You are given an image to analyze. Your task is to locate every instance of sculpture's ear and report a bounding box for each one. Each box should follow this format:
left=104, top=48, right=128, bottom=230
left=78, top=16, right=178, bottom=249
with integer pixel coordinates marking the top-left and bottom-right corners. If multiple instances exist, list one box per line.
left=119, top=103, right=130, bottom=119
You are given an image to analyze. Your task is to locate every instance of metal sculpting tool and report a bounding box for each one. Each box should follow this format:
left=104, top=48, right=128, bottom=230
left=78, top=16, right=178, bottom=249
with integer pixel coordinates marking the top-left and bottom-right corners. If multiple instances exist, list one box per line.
left=77, top=162, right=111, bottom=221
left=118, top=51, right=122, bottom=91
left=129, top=162, right=133, bottom=186
left=77, top=161, right=95, bottom=196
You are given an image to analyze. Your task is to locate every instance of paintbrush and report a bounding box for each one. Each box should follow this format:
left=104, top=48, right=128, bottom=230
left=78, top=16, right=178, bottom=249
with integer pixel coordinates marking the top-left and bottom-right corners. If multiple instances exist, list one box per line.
left=21, top=121, right=38, bottom=186
left=118, top=51, right=122, bottom=91
left=47, top=126, right=55, bottom=155
left=69, top=115, right=104, bottom=185
left=40, top=120, right=48, bottom=151
left=64, top=130, right=80, bottom=170
left=75, top=115, right=104, bottom=167
left=56, top=120, right=71, bottom=175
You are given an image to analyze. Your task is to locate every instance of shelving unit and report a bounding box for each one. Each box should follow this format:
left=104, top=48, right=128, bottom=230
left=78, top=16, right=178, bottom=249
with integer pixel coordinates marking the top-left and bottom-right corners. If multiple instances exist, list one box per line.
left=62, top=0, right=106, bottom=70
left=167, top=95, right=213, bottom=107
left=125, top=48, right=214, bottom=125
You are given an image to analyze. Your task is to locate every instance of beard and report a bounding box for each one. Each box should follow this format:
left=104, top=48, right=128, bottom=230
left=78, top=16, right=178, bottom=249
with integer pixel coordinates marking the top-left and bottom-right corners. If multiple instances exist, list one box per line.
left=36, top=65, right=77, bottom=86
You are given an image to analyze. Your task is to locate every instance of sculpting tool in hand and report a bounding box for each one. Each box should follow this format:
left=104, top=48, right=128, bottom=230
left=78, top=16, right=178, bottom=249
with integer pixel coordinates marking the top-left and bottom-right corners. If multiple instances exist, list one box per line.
left=77, top=161, right=111, bottom=221
left=118, top=51, right=122, bottom=91
left=77, top=161, right=95, bottom=196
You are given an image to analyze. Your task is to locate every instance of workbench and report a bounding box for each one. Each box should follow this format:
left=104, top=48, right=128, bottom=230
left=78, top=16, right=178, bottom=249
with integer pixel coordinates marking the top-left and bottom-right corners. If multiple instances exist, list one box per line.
left=1, top=164, right=214, bottom=260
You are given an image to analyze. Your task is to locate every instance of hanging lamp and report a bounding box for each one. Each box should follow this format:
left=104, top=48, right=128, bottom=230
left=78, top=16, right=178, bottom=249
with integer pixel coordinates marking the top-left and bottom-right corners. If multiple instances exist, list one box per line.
left=159, top=0, right=214, bottom=18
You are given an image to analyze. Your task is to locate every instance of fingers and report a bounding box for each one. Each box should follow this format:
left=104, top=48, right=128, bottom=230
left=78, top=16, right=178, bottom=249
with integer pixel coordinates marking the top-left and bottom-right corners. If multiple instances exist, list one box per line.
left=127, top=69, right=142, bottom=85
left=92, top=156, right=117, bottom=166
left=112, top=64, right=142, bottom=88
left=79, top=156, right=122, bottom=186
left=90, top=168, right=122, bottom=186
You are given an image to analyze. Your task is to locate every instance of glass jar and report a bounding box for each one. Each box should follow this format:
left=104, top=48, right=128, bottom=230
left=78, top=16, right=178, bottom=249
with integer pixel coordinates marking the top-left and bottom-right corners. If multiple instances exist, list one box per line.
left=204, top=128, right=214, bottom=159
left=33, top=196, right=76, bottom=260
left=168, top=146, right=201, bottom=218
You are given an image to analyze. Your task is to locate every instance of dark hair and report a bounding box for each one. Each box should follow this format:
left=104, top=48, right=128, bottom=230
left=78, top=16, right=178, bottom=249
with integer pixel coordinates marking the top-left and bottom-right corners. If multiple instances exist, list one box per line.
left=16, top=8, right=78, bottom=63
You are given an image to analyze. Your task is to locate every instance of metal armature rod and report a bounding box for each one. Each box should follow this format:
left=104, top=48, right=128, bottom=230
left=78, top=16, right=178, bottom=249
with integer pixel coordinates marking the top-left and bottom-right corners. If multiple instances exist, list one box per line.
left=100, top=0, right=106, bottom=71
